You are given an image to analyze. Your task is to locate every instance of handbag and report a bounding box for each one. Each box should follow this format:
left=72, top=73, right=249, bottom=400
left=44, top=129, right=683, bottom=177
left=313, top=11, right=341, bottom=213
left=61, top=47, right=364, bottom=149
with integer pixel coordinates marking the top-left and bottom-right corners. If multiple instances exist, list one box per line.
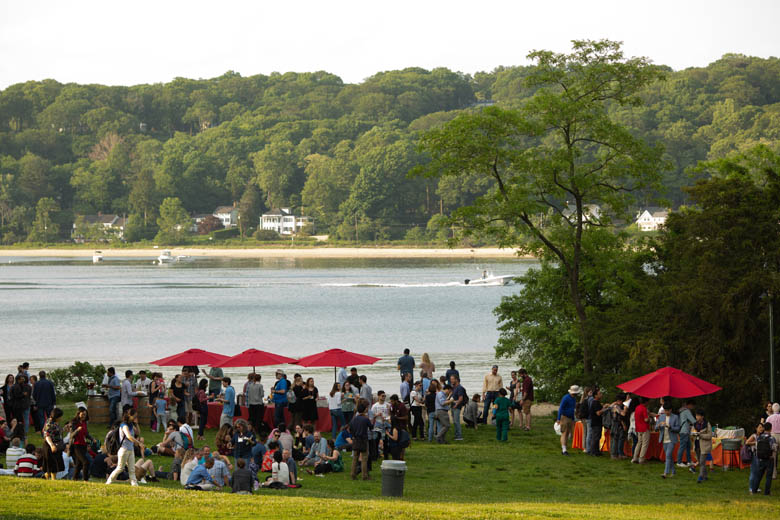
left=740, top=443, right=753, bottom=463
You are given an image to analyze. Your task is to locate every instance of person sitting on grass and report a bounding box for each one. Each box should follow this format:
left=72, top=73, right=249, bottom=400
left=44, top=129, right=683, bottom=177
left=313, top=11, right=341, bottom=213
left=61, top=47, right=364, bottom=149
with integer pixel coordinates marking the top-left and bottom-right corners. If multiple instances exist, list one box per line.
left=207, top=451, right=231, bottom=488
left=261, top=440, right=279, bottom=472
left=385, top=416, right=410, bottom=460
left=309, top=439, right=343, bottom=475
left=335, top=425, right=353, bottom=451
left=215, top=423, right=234, bottom=456
left=301, top=431, right=328, bottom=467
left=262, top=450, right=290, bottom=487
left=231, top=458, right=253, bottom=494
left=185, top=456, right=220, bottom=491
left=282, top=449, right=297, bottom=484
left=179, top=448, right=198, bottom=486
left=463, top=394, right=481, bottom=429
left=5, top=437, right=25, bottom=469
left=152, top=421, right=184, bottom=456
left=13, top=443, right=39, bottom=477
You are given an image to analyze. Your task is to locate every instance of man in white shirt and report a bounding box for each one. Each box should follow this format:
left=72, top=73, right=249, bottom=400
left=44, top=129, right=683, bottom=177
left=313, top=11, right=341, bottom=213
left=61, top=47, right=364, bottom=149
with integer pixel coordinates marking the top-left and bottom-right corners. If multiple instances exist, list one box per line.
left=371, top=391, right=391, bottom=433
left=337, top=367, right=348, bottom=387
left=134, top=370, right=151, bottom=394
left=120, top=370, right=140, bottom=413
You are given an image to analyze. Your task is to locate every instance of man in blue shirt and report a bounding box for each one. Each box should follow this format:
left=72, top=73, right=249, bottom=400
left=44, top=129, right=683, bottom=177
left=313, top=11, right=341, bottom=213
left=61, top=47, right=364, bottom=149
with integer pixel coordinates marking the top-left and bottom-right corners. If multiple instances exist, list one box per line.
left=102, top=367, right=121, bottom=426
left=449, top=376, right=467, bottom=441
left=445, top=361, right=459, bottom=382
left=186, top=457, right=219, bottom=490
left=396, top=349, right=415, bottom=382
left=434, top=385, right=453, bottom=444
left=219, top=377, right=235, bottom=428
left=399, top=373, right=412, bottom=404
left=32, top=371, right=56, bottom=429
left=271, top=370, right=289, bottom=428
left=556, top=385, right=581, bottom=455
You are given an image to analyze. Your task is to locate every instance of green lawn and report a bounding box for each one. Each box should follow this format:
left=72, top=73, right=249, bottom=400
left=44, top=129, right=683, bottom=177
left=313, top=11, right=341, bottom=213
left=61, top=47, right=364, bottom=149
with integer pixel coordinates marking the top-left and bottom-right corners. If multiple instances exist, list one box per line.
left=0, top=402, right=773, bottom=519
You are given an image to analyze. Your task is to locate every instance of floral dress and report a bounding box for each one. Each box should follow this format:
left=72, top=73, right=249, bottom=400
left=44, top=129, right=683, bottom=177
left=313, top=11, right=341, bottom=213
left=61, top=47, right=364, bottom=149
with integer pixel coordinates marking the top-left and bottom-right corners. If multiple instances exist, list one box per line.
left=42, top=418, right=65, bottom=473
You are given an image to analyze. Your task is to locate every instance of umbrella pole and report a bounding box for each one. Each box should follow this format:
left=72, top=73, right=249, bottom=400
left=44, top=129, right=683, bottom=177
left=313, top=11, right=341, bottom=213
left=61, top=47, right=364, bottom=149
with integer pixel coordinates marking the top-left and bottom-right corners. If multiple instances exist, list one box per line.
left=253, top=366, right=256, bottom=374
left=334, top=366, right=337, bottom=382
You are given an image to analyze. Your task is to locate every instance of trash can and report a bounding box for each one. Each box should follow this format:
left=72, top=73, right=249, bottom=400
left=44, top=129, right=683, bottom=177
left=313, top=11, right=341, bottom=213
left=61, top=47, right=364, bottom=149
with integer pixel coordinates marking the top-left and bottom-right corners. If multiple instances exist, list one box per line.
left=381, top=460, right=407, bottom=497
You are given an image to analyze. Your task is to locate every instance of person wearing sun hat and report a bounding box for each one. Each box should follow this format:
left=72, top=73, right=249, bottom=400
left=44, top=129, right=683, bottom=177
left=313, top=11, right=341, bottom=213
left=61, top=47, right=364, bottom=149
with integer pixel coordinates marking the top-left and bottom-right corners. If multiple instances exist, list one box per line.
left=556, top=385, right=582, bottom=455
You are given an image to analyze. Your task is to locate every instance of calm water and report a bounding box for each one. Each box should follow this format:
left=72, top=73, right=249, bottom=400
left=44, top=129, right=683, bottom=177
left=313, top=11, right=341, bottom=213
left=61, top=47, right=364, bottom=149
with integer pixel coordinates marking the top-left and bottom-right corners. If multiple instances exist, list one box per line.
left=0, top=256, right=536, bottom=395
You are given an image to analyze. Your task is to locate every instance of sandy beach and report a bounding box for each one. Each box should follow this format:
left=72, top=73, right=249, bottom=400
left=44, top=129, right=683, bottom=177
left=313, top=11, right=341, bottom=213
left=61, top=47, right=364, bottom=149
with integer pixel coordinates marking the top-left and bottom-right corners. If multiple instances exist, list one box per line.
left=0, top=246, right=526, bottom=259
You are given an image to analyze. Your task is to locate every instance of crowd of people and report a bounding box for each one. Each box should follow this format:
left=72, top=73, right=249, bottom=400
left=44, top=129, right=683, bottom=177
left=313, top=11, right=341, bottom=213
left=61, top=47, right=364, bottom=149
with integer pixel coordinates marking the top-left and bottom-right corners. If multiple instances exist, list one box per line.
left=0, top=353, right=536, bottom=491
left=555, top=385, right=779, bottom=495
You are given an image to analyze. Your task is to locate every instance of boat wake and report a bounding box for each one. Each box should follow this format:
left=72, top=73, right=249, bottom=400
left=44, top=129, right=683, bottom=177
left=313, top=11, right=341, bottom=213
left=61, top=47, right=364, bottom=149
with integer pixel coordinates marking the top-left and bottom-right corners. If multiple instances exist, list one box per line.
left=321, top=281, right=494, bottom=288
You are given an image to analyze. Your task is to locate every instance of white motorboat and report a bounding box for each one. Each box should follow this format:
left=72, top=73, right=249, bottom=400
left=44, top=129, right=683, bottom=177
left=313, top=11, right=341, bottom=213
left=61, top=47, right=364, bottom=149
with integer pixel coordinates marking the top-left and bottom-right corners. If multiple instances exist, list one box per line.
left=464, top=271, right=516, bottom=286
left=92, top=251, right=103, bottom=264
left=157, top=250, right=193, bottom=265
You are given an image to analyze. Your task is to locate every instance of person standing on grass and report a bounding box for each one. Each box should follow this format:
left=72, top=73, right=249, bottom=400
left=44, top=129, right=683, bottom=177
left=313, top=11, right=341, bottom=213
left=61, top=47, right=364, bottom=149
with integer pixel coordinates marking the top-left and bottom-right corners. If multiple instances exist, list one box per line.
left=32, top=371, right=55, bottom=430
left=206, top=365, right=224, bottom=399
left=657, top=398, right=680, bottom=478
left=518, top=369, right=534, bottom=431
left=555, top=385, right=581, bottom=455
left=691, top=409, right=713, bottom=483
left=120, top=370, right=141, bottom=414
left=41, top=408, right=65, bottom=480
left=482, top=365, right=503, bottom=424
left=69, top=407, right=92, bottom=481
left=106, top=409, right=140, bottom=486
left=10, top=375, right=32, bottom=441
left=420, top=353, right=435, bottom=379
left=631, top=397, right=651, bottom=464
left=608, top=393, right=628, bottom=460
left=445, top=361, right=459, bottom=383
left=492, top=388, right=511, bottom=442
left=766, top=403, right=780, bottom=479
left=449, top=375, right=467, bottom=441
left=588, top=389, right=606, bottom=456
left=218, top=377, right=236, bottom=428
left=246, top=374, right=265, bottom=436
left=400, top=372, right=412, bottom=405
left=350, top=402, right=372, bottom=480
left=102, top=368, right=121, bottom=428
left=748, top=422, right=776, bottom=495
left=271, top=370, right=290, bottom=428
left=397, top=348, right=415, bottom=382
left=359, top=375, right=373, bottom=405
left=409, top=380, right=425, bottom=440
left=434, top=384, right=454, bottom=444
left=676, top=399, right=696, bottom=467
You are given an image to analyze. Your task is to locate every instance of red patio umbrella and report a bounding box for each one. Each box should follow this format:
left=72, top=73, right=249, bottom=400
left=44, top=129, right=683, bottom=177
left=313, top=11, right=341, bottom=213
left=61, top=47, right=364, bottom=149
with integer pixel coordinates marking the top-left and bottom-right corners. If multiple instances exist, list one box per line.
left=150, top=348, right=231, bottom=367
left=294, top=348, right=382, bottom=381
left=213, top=349, right=298, bottom=373
left=617, top=366, right=722, bottom=398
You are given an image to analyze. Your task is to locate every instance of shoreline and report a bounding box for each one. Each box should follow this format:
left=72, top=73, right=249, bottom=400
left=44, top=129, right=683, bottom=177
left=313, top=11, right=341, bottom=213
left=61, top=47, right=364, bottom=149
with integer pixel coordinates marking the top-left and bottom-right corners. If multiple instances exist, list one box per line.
left=0, top=246, right=527, bottom=259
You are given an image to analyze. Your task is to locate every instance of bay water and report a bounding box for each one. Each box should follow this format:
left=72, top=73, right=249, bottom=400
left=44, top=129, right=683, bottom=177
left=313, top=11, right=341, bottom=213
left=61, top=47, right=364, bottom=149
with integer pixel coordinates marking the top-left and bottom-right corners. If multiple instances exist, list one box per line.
left=0, top=255, right=537, bottom=396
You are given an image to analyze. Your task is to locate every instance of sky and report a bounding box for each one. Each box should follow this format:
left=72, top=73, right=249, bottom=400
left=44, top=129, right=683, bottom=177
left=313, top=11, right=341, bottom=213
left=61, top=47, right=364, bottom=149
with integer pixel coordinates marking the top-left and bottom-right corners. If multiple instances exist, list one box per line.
left=1, top=0, right=778, bottom=89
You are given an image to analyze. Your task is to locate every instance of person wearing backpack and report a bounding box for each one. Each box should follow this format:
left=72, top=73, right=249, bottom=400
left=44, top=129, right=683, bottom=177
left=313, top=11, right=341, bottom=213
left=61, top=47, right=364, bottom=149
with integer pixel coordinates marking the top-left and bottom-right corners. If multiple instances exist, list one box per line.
left=750, top=421, right=777, bottom=495
left=746, top=423, right=764, bottom=493
left=105, top=409, right=141, bottom=486
left=656, top=398, right=680, bottom=478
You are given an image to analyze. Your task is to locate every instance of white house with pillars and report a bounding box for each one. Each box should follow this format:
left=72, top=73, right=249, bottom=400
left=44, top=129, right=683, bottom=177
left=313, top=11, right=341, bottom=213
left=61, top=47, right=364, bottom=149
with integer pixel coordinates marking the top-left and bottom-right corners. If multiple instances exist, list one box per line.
left=260, top=208, right=313, bottom=235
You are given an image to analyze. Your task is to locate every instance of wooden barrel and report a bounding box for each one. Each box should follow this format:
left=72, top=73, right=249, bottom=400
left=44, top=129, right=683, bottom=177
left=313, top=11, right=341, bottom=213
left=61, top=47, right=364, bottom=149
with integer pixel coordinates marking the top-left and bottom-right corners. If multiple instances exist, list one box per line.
left=88, top=395, right=110, bottom=424
left=136, top=397, right=151, bottom=424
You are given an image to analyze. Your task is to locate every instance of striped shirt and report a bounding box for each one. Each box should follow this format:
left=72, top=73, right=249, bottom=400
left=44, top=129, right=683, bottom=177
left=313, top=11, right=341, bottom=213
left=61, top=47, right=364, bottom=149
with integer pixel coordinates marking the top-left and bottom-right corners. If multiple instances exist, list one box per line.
left=14, top=454, right=39, bottom=477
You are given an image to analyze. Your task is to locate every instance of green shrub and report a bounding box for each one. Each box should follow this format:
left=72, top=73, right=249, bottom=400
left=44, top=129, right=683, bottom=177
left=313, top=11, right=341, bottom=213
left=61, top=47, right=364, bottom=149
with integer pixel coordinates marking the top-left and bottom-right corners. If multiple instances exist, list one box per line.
left=211, top=227, right=240, bottom=240
left=254, top=229, right=280, bottom=241
left=48, top=361, right=106, bottom=400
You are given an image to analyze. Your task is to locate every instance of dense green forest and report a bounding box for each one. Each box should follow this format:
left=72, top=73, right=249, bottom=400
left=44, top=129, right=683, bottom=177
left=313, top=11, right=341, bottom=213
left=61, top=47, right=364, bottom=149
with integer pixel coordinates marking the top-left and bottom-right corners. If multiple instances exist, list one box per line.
left=0, top=54, right=779, bottom=244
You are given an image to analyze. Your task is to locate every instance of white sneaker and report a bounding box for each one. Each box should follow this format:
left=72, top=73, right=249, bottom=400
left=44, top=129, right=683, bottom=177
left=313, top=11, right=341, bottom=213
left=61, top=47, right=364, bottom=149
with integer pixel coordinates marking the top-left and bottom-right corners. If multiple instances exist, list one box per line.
left=676, top=463, right=687, bottom=468
left=131, top=481, right=139, bottom=487
left=139, top=478, right=147, bottom=484
left=105, top=479, right=112, bottom=485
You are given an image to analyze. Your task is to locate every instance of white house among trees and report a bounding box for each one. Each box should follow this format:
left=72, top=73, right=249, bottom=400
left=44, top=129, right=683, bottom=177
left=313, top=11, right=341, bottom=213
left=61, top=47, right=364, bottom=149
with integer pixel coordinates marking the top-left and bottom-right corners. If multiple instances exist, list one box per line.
left=635, top=207, right=669, bottom=231
left=260, top=208, right=313, bottom=235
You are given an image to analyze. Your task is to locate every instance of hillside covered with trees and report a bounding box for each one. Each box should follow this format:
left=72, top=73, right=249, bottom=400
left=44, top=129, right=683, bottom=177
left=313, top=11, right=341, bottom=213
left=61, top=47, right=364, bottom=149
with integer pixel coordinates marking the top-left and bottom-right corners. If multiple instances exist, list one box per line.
left=0, top=53, right=779, bottom=244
